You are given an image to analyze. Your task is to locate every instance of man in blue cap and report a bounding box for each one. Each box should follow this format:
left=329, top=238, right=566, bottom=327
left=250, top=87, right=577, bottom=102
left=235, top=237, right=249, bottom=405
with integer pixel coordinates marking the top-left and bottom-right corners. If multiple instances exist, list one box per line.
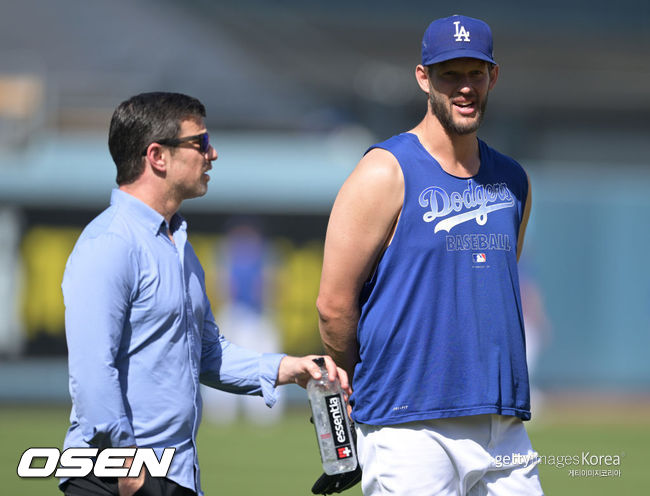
left=317, top=15, right=544, bottom=495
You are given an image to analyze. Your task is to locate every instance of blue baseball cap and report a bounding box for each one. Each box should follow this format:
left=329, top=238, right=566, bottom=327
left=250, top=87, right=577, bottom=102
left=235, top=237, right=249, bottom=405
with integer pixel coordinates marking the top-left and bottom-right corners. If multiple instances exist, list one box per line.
left=421, top=15, right=495, bottom=66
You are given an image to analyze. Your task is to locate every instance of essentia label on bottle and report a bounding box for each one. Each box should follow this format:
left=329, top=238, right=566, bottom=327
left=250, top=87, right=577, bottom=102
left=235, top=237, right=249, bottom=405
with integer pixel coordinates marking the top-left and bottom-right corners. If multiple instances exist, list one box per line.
left=325, top=394, right=353, bottom=459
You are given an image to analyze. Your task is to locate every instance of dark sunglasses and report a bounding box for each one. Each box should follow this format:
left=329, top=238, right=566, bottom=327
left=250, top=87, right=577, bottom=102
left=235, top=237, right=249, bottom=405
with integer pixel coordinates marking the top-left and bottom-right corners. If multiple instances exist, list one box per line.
left=142, top=132, right=210, bottom=155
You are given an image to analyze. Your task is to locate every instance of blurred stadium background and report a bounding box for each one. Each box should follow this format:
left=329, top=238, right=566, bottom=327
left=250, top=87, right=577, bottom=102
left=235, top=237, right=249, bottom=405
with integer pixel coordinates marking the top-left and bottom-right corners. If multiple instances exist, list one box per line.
left=1, top=0, right=649, bottom=494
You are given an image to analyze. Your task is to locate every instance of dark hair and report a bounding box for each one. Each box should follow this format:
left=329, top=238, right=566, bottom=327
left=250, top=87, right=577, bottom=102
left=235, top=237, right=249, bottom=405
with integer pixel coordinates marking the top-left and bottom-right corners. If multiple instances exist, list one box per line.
left=108, top=92, right=206, bottom=185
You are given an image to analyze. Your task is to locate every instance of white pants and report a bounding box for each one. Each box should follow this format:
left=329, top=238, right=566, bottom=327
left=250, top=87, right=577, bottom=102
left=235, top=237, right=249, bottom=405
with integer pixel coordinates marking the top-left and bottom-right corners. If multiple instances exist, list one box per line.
left=356, top=415, right=543, bottom=496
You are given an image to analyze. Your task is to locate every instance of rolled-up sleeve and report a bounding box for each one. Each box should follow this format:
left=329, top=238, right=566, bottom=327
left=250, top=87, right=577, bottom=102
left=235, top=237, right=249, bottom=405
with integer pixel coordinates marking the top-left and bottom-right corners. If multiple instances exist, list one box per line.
left=62, top=233, right=137, bottom=449
left=199, top=297, right=285, bottom=408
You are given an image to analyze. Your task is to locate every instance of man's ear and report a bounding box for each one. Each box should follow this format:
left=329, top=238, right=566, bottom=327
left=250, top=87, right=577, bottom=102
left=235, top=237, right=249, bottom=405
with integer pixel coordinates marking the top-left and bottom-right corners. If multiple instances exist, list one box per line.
left=143, top=143, right=168, bottom=174
left=415, top=64, right=431, bottom=95
left=488, top=64, right=500, bottom=91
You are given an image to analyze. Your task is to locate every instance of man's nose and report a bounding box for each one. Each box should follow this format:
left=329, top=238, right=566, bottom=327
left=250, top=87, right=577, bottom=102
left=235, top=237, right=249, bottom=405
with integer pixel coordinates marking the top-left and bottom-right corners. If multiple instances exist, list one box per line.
left=457, top=75, right=474, bottom=92
left=207, top=145, right=218, bottom=161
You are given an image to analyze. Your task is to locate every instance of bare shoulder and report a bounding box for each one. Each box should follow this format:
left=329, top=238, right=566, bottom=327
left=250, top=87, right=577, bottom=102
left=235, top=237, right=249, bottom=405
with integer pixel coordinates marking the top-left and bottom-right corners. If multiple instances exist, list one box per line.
left=325, top=146, right=404, bottom=266
left=336, top=147, right=403, bottom=209
left=353, top=147, right=403, bottom=184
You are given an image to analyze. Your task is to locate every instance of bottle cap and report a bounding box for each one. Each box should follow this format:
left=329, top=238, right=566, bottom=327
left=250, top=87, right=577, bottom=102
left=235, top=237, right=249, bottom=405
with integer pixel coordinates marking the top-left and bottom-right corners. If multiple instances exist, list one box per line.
left=312, top=357, right=325, bottom=367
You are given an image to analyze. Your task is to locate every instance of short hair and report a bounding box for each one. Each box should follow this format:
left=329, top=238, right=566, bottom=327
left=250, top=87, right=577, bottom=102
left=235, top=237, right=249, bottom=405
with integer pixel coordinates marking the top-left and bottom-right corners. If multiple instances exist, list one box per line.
left=108, top=92, right=206, bottom=185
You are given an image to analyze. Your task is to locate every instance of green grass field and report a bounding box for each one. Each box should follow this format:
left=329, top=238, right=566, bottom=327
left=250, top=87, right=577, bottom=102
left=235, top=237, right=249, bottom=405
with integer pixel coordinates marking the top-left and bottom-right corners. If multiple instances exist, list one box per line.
left=2, top=400, right=648, bottom=495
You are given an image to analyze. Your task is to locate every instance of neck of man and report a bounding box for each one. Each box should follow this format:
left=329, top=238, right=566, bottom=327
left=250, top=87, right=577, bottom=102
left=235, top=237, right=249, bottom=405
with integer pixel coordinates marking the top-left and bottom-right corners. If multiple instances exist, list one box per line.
left=410, top=112, right=480, bottom=178
left=119, top=182, right=180, bottom=226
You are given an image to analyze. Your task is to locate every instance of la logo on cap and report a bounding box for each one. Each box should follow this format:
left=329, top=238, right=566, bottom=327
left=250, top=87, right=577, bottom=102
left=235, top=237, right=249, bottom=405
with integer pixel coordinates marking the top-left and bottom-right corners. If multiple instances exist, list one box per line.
left=453, top=21, right=470, bottom=42
left=421, top=15, right=495, bottom=66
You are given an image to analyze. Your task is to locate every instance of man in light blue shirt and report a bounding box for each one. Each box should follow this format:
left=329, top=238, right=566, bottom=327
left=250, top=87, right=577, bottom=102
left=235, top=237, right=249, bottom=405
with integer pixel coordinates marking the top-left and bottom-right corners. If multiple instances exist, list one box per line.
left=60, top=92, right=349, bottom=496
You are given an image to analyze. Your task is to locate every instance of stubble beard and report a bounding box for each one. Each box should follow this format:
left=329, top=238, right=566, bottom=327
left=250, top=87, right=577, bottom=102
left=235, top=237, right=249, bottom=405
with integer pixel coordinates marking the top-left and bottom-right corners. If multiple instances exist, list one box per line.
left=175, top=167, right=210, bottom=201
left=428, top=90, right=488, bottom=136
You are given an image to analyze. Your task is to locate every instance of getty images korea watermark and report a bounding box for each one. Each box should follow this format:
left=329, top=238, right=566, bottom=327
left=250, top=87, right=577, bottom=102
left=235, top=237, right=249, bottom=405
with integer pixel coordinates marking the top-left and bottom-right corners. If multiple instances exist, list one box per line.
left=494, top=451, right=623, bottom=478
left=17, top=447, right=175, bottom=478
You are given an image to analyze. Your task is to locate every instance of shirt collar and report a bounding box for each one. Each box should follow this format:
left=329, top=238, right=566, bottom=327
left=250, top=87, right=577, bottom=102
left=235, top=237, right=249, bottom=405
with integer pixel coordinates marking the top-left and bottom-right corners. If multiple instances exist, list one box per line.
left=110, top=189, right=186, bottom=236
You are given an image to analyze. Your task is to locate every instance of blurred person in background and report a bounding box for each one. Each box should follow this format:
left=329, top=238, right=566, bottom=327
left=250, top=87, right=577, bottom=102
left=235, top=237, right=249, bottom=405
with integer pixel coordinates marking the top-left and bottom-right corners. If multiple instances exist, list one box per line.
left=518, top=254, right=552, bottom=416
left=201, top=219, right=285, bottom=425
left=317, top=15, right=543, bottom=495
left=60, top=92, right=349, bottom=496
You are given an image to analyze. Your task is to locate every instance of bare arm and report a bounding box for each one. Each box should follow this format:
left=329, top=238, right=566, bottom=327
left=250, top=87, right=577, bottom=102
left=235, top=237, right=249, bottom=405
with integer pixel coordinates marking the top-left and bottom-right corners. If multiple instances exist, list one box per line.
left=517, top=174, right=532, bottom=261
left=317, top=148, right=404, bottom=380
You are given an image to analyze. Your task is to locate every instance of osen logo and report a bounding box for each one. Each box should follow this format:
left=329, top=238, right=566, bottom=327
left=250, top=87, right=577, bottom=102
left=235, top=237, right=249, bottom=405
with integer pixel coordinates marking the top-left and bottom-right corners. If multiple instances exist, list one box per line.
left=17, top=447, right=175, bottom=478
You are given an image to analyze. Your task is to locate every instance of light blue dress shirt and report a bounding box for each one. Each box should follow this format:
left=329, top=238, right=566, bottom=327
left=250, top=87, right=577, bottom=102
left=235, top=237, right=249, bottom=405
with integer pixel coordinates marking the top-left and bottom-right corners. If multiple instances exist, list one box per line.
left=61, top=189, right=285, bottom=494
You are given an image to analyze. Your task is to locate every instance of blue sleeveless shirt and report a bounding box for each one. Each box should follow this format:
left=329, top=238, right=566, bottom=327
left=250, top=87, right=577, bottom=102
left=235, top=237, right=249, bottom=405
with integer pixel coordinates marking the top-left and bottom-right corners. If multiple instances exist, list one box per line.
left=351, top=133, right=531, bottom=425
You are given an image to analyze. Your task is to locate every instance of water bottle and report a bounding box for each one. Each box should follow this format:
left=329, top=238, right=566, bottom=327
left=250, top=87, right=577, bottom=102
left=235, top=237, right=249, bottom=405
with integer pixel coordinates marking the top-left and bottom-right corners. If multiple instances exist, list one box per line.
left=307, top=357, right=357, bottom=475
